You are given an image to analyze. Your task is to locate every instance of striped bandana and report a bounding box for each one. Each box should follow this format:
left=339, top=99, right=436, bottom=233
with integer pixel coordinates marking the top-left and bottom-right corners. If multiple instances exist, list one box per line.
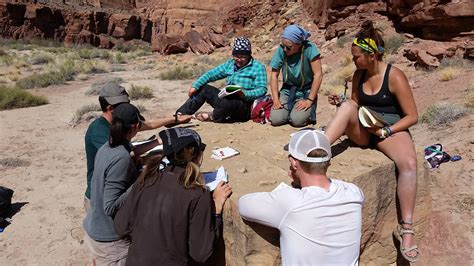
left=353, top=38, right=384, bottom=54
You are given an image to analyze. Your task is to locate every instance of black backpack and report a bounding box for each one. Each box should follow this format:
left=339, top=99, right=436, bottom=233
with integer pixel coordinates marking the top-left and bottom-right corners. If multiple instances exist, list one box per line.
left=0, top=186, right=14, bottom=218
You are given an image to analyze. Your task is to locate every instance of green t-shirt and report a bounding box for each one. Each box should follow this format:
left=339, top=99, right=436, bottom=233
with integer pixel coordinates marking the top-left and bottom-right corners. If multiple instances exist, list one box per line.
left=84, top=116, right=110, bottom=199
left=269, top=41, right=320, bottom=93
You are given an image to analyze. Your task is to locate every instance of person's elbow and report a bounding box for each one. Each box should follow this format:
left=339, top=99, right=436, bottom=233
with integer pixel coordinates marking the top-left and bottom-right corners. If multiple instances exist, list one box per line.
left=411, top=113, right=418, bottom=125
left=313, top=71, right=323, bottom=83
left=189, top=245, right=213, bottom=263
left=238, top=196, right=254, bottom=221
left=103, top=201, right=116, bottom=217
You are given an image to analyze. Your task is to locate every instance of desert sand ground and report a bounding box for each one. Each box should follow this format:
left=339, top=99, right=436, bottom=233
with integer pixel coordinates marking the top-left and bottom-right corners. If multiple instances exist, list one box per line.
left=0, top=52, right=472, bottom=265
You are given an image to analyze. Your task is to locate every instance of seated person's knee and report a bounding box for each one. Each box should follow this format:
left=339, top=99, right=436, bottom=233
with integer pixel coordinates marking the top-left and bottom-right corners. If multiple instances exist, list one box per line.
left=289, top=119, right=308, bottom=128
left=270, top=112, right=288, bottom=126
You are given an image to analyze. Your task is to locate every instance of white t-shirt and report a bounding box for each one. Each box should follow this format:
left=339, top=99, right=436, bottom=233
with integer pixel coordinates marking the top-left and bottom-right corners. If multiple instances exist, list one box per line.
left=238, top=179, right=364, bottom=266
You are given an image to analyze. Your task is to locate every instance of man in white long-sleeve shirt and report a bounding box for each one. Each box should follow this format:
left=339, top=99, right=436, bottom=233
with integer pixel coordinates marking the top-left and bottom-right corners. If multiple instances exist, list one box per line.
left=239, top=129, right=364, bottom=266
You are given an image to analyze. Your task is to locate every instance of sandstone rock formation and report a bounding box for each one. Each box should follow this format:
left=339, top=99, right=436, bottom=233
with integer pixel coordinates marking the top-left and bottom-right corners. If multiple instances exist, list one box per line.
left=1, top=0, right=472, bottom=56
left=195, top=120, right=430, bottom=265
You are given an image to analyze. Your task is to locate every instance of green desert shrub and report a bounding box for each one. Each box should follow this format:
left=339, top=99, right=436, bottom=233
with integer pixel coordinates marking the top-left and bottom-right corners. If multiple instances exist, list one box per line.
left=0, top=85, right=48, bottom=110
left=420, top=102, right=468, bottom=126
left=110, top=66, right=126, bottom=72
left=16, top=72, right=64, bottom=89
left=159, top=66, right=194, bottom=80
left=467, top=83, right=474, bottom=108
left=439, top=58, right=474, bottom=69
left=129, top=84, right=153, bottom=100
left=70, top=103, right=101, bottom=125
left=110, top=52, right=127, bottom=64
left=81, top=60, right=109, bottom=74
left=336, top=35, right=352, bottom=48
left=0, top=53, right=14, bottom=66
left=136, top=63, right=154, bottom=71
left=438, top=67, right=457, bottom=82
left=0, top=157, right=30, bottom=168
left=86, top=77, right=124, bottom=95
left=385, top=34, right=405, bottom=54
left=77, top=48, right=93, bottom=59
left=29, top=52, right=54, bottom=65
left=90, top=49, right=111, bottom=59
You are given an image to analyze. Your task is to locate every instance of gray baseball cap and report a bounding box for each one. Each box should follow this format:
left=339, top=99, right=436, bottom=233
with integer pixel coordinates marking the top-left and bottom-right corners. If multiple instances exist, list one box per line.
left=99, top=83, right=130, bottom=105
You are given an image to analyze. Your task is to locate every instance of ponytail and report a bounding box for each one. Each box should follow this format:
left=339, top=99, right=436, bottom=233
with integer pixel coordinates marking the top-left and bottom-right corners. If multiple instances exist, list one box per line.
left=354, top=20, right=385, bottom=59
left=109, top=117, right=131, bottom=148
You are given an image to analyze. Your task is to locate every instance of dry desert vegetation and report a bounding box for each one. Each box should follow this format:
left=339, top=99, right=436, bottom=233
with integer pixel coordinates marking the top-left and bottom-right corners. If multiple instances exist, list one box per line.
left=0, top=35, right=472, bottom=265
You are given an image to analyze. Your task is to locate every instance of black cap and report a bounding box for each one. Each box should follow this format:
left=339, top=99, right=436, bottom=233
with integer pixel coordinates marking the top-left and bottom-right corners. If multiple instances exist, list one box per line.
left=232, top=37, right=252, bottom=56
left=112, top=103, right=145, bottom=127
left=159, top=128, right=206, bottom=158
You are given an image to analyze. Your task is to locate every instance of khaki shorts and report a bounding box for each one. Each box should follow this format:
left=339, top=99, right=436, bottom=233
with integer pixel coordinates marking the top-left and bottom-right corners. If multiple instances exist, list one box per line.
left=83, top=231, right=130, bottom=266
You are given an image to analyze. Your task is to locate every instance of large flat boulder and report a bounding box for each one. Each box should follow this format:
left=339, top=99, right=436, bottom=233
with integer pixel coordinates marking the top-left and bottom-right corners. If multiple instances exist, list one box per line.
left=193, top=122, right=430, bottom=265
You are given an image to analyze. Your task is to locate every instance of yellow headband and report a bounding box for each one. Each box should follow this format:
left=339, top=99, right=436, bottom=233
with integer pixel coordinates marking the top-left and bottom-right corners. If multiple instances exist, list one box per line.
left=353, top=38, right=384, bottom=54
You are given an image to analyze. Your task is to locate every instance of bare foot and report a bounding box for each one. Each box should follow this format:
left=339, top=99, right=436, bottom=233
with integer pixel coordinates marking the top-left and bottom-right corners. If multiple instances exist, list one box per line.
left=193, top=112, right=213, bottom=122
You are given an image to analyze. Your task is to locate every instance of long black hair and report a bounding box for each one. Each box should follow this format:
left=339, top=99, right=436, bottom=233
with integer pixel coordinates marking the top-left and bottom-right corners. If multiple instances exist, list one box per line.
left=109, top=118, right=132, bottom=148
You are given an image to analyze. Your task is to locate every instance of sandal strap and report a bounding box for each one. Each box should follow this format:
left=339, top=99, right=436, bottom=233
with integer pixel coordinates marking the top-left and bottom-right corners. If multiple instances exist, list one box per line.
left=401, top=245, right=419, bottom=253
left=399, top=228, right=415, bottom=235
left=400, top=220, right=413, bottom=225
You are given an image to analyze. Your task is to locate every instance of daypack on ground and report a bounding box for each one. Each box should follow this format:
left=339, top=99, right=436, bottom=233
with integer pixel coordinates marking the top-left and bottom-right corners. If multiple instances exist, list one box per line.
left=424, top=144, right=451, bottom=169
left=0, top=186, right=14, bottom=218
left=251, top=95, right=273, bottom=124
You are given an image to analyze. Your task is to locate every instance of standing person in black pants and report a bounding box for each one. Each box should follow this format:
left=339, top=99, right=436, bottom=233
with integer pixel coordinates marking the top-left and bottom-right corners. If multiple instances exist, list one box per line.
left=176, top=37, right=267, bottom=123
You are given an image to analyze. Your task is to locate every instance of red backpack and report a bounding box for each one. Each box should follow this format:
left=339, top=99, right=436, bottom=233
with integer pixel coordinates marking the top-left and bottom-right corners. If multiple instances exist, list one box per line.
left=251, top=95, right=273, bottom=124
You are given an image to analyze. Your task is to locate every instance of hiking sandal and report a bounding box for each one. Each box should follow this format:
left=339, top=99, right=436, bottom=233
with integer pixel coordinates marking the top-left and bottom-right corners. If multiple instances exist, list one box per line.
left=165, top=112, right=190, bottom=128
left=393, top=222, right=420, bottom=262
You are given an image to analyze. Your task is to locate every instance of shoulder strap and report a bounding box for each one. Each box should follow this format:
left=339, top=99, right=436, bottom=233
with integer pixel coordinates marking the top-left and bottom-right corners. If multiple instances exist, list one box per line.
left=381, top=64, right=392, bottom=91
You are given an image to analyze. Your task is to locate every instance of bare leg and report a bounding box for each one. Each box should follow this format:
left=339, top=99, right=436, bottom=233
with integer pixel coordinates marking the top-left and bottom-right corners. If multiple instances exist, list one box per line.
left=376, top=131, right=418, bottom=259
left=324, top=100, right=370, bottom=146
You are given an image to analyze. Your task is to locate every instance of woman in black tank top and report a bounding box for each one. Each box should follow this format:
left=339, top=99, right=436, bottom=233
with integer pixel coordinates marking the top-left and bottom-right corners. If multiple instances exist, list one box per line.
left=324, top=21, right=420, bottom=262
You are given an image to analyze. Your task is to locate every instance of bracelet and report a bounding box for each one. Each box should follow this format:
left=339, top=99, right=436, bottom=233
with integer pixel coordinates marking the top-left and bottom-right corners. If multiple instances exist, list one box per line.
left=307, top=96, right=317, bottom=102
left=380, top=127, right=392, bottom=139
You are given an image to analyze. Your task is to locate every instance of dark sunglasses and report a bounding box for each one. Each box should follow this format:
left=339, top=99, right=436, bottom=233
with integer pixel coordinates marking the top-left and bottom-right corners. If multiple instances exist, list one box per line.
left=282, top=45, right=293, bottom=51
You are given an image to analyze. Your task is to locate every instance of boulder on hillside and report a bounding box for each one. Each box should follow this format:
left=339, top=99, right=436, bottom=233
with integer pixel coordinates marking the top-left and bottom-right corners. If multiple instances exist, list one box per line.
left=202, top=26, right=226, bottom=48
left=404, top=48, right=440, bottom=68
left=184, top=30, right=214, bottom=54
left=108, top=14, right=142, bottom=40
left=152, top=33, right=188, bottom=54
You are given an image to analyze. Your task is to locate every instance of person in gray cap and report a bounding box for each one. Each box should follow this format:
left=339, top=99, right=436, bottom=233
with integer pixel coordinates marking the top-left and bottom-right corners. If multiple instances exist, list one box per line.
left=84, top=82, right=191, bottom=211
left=239, top=129, right=364, bottom=266
left=176, top=37, right=267, bottom=123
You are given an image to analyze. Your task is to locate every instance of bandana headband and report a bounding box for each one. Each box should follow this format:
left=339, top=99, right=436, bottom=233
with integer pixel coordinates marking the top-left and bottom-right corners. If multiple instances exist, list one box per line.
left=353, top=38, right=385, bottom=54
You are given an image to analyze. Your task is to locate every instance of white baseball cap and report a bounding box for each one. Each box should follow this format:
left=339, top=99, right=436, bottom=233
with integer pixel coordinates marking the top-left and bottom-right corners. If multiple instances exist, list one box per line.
left=285, top=129, right=332, bottom=163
